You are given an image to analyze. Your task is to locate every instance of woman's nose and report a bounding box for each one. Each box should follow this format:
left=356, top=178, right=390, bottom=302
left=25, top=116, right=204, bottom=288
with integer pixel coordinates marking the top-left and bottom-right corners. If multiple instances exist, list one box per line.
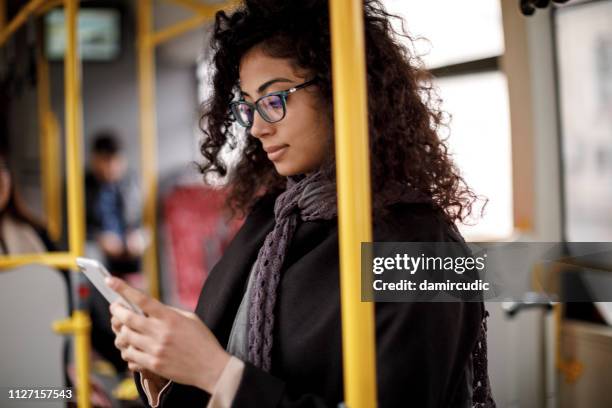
left=249, top=111, right=274, bottom=139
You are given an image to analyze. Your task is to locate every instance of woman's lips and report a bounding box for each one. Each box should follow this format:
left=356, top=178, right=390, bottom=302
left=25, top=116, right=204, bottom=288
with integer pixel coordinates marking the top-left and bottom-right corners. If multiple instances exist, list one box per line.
left=265, top=145, right=289, bottom=161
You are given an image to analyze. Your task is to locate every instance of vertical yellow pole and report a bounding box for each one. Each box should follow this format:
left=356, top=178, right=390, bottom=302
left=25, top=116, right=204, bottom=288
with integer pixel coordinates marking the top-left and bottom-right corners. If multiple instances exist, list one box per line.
left=37, top=26, right=50, bottom=232
left=137, top=0, right=160, bottom=299
left=329, top=1, right=377, bottom=407
left=37, top=40, right=62, bottom=242
left=47, top=112, right=63, bottom=240
left=72, top=310, right=93, bottom=408
left=64, top=0, right=85, bottom=257
left=64, top=1, right=91, bottom=407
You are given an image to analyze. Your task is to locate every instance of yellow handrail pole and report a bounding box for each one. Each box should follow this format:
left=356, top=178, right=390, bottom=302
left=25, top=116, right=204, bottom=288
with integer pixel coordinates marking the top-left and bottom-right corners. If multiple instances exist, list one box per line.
left=138, top=0, right=160, bottom=299
left=37, top=38, right=63, bottom=242
left=35, top=0, right=64, bottom=16
left=0, top=252, right=76, bottom=269
left=162, top=0, right=216, bottom=16
left=161, top=0, right=238, bottom=19
left=150, top=13, right=212, bottom=46
left=0, top=0, right=46, bottom=46
left=65, top=0, right=91, bottom=407
left=151, top=1, right=238, bottom=46
left=47, top=112, right=63, bottom=239
left=64, top=0, right=85, bottom=258
left=329, top=1, right=377, bottom=408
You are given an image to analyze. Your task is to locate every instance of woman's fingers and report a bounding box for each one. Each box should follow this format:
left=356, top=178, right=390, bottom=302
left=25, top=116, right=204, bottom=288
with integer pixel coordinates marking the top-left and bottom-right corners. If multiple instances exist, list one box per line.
left=110, top=315, right=122, bottom=335
left=120, top=345, right=146, bottom=372
left=114, top=335, right=127, bottom=350
left=128, top=362, right=144, bottom=372
left=122, top=345, right=157, bottom=372
left=116, top=325, right=153, bottom=354
left=106, top=277, right=164, bottom=318
left=110, top=301, right=151, bottom=334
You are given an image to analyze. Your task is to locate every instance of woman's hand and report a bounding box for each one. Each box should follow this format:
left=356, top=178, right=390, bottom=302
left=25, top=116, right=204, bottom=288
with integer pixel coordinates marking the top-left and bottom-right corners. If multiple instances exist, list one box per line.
left=110, top=305, right=161, bottom=382
left=107, top=277, right=231, bottom=393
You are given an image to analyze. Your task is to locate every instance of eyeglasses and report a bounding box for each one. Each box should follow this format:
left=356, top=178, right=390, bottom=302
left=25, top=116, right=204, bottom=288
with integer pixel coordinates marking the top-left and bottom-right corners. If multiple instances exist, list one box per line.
left=230, top=79, right=317, bottom=128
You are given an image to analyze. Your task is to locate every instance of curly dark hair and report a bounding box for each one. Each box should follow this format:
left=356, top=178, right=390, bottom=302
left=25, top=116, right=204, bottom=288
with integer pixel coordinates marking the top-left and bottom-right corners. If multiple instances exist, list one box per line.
left=199, top=0, right=483, bottom=223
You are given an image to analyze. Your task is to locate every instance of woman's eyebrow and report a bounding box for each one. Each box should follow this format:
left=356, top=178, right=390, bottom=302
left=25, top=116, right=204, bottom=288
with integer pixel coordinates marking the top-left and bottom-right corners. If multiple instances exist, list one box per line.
left=241, top=77, right=293, bottom=97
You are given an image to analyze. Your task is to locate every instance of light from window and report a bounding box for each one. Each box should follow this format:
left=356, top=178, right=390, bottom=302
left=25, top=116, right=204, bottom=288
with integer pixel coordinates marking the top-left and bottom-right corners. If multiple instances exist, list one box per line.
left=436, top=72, right=514, bottom=240
left=383, top=0, right=505, bottom=69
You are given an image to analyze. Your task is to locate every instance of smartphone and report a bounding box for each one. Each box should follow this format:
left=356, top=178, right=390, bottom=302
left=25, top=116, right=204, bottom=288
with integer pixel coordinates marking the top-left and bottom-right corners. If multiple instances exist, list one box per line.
left=76, top=257, right=144, bottom=315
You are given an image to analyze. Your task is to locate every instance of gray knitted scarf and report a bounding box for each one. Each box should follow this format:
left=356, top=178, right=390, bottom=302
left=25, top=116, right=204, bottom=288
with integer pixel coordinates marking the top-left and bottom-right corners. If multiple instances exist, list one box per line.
left=247, top=170, right=337, bottom=372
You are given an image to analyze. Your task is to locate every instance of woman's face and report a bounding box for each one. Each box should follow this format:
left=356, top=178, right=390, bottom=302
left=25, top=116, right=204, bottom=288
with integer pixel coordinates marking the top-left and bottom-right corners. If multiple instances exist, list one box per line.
left=239, top=47, right=331, bottom=176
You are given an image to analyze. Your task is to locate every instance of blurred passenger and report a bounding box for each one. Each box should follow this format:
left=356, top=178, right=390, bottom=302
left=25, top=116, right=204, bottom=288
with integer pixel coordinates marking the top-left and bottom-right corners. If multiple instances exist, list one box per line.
left=85, top=131, right=145, bottom=276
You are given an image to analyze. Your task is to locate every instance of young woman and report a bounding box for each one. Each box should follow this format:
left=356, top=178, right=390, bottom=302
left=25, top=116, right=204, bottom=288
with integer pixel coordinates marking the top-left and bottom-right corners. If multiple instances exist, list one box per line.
left=108, top=1, right=495, bottom=406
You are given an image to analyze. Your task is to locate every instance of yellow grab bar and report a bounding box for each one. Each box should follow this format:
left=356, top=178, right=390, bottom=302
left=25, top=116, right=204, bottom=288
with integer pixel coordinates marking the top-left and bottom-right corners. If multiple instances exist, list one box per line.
left=329, top=0, right=378, bottom=407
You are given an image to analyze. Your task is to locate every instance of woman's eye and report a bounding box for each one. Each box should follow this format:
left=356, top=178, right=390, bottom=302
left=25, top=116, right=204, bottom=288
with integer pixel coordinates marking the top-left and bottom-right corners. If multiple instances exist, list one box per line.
left=269, top=97, right=283, bottom=109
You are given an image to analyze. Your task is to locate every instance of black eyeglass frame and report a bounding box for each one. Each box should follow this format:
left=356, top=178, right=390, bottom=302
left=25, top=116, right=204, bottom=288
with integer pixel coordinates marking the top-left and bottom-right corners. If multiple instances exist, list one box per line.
left=230, top=78, right=318, bottom=127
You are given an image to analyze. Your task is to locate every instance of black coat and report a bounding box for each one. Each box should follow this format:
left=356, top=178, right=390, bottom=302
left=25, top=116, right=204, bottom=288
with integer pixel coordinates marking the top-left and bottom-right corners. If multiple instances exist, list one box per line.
left=136, top=193, right=483, bottom=407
